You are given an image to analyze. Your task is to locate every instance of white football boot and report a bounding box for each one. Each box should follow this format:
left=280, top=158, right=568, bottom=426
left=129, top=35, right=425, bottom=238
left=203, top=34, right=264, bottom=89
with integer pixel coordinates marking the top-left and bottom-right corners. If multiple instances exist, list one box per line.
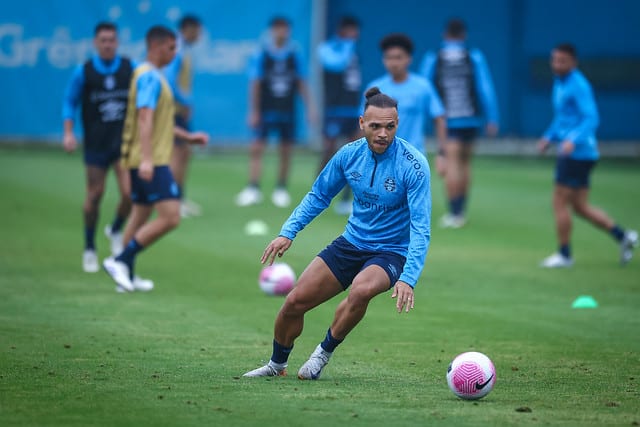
left=104, top=225, right=124, bottom=256
left=540, top=252, right=574, bottom=268
left=82, top=250, right=99, bottom=273
left=102, top=257, right=134, bottom=292
left=243, top=361, right=287, bottom=377
left=271, top=188, right=291, bottom=208
left=297, top=344, right=332, bottom=380
left=235, top=187, right=263, bottom=207
left=439, top=214, right=466, bottom=229
left=115, top=276, right=154, bottom=293
left=620, top=229, right=638, bottom=265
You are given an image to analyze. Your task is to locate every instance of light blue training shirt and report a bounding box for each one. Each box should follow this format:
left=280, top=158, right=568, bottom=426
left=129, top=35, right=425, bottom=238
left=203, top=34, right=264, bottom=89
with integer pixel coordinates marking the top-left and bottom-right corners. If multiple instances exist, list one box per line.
left=543, top=69, right=600, bottom=160
left=279, top=136, right=431, bottom=288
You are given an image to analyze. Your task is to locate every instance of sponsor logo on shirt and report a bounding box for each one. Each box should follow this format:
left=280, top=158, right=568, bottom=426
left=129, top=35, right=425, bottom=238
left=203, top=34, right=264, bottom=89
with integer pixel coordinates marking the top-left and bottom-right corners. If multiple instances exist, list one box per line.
left=402, top=149, right=426, bottom=179
left=349, top=171, right=362, bottom=181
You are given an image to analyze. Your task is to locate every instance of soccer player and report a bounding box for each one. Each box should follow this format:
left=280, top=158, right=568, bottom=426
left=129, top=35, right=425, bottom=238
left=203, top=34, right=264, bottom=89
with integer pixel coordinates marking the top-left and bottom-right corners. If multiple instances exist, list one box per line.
left=363, top=33, right=446, bottom=158
left=62, top=22, right=135, bottom=272
left=317, top=16, right=362, bottom=215
left=420, top=19, right=499, bottom=228
left=102, top=26, right=209, bottom=292
left=243, top=87, right=431, bottom=379
left=235, top=16, right=317, bottom=208
left=538, top=43, right=637, bottom=268
left=163, top=14, right=203, bottom=218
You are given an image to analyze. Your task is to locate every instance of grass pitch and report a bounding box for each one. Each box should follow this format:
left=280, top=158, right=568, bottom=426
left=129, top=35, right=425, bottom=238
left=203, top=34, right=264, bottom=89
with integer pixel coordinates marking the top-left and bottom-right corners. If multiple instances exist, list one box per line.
left=0, top=146, right=639, bottom=426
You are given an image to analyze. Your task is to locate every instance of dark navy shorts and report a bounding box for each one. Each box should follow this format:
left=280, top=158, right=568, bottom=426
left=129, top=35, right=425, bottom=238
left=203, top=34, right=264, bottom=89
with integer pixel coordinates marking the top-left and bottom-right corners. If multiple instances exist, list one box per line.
left=130, top=165, right=181, bottom=205
left=174, top=115, right=191, bottom=146
left=555, top=158, right=597, bottom=189
left=255, top=120, right=296, bottom=142
left=323, top=116, right=360, bottom=139
left=448, top=127, right=478, bottom=144
left=318, top=236, right=406, bottom=290
left=84, top=148, right=121, bottom=169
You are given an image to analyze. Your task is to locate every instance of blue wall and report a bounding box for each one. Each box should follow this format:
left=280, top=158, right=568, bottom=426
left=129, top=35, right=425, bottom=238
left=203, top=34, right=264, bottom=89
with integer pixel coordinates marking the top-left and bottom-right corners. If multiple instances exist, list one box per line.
left=328, top=0, right=640, bottom=140
left=1, top=0, right=639, bottom=142
left=0, top=0, right=311, bottom=141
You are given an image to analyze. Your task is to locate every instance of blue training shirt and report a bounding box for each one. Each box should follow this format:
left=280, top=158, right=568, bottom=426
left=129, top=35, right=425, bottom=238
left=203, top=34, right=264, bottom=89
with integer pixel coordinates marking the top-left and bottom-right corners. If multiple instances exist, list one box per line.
left=420, top=41, right=499, bottom=129
left=363, top=74, right=444, bottom=154
left=543, top=69, right=599, bottom=160
left=62, top=55, right=137, bottom=120
left=279, top=137, right=431, bottom=288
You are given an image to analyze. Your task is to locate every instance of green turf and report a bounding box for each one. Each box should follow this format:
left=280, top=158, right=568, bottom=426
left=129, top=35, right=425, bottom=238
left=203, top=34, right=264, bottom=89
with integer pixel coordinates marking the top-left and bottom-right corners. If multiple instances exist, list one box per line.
left=1, top=146, right=639, bottom=426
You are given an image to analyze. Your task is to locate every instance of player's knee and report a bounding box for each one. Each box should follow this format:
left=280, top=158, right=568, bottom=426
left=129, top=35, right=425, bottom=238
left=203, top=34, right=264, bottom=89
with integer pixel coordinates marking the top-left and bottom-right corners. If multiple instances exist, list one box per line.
left=347, top=285, right=375, bottom=308
left=281, top=290, right=311, bottom=315
left=165, top=210, right=181, bottom=230
left=86, top=187, right=105, bottom=208
left=572, top=202, right=588, bottom=217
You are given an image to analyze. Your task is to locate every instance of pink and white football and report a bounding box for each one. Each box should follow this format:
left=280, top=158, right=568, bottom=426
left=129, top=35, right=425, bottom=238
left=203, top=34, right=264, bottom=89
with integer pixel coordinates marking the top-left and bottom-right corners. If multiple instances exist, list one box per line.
left=447, top=351, right=496, bottom=400
left=259, top=263, right=296, bottom=296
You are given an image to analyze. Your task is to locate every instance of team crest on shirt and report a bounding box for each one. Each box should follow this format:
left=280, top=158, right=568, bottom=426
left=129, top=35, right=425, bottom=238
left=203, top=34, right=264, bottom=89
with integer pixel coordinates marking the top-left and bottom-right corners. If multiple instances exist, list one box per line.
left=104, top=75, right=115, bottom=90
left=384, top=177, right=396, bottom=192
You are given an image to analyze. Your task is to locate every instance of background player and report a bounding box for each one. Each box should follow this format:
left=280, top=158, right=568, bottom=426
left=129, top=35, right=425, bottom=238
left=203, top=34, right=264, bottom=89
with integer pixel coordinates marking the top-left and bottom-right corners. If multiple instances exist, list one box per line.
left=236, top=16, right=317, bottom=208
left=62, top=22, right=134, bottom=272
left=317, top=16, right=362, bottom=215
left=103, top=26, right=209, bottom=292
left=244, top=87, right=431, bottom=379
left=163, top=14, right=203, bottom=218
left=420, top=19, right=499, bottom=228
left=538, top=43, right=637, bottom=268
left=364, top=34, right=446, bottom=158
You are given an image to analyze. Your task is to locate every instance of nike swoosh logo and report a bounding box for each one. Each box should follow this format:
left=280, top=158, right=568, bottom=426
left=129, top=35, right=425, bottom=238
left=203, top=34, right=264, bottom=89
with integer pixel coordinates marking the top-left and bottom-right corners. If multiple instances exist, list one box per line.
left=475, top=374, right=494, bottom=390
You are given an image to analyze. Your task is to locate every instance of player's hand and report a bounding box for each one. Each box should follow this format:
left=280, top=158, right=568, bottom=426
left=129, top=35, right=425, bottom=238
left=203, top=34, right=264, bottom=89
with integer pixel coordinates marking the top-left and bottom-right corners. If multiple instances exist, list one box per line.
left=435, top=151, right=447, bottom=177
left=247, top=111, right=261, bottom=128
left=138, top=160, right=154, bottom=182
left=537, top=138, right=550, bottom=154
left=188, top=131, right=209, bottom=146
left=486, top=123, right=499, bottom=138
left=560, top=140, right=574, bottom=156
left=63, top=133, right=77, bottom=153
left=261, top=236, right=292, bottom=265
left=391, top=281, right=414, bottom=314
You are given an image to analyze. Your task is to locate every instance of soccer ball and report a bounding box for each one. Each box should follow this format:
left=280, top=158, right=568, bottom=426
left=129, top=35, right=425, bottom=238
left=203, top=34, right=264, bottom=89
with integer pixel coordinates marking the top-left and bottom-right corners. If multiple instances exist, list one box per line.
left=446, top=352, right=496, bottom=400
left=259, top=263, right=296, bottom=296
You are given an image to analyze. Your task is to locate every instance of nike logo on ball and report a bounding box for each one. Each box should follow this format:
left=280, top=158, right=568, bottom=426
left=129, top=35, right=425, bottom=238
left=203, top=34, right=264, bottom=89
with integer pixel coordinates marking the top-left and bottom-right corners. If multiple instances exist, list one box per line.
left=475, top=374, right=494, bottom=390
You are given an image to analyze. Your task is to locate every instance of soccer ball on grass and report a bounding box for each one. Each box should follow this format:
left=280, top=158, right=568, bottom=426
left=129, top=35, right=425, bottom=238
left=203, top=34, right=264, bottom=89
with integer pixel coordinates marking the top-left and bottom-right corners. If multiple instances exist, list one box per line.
left=446, top=351, right=496, bottom=400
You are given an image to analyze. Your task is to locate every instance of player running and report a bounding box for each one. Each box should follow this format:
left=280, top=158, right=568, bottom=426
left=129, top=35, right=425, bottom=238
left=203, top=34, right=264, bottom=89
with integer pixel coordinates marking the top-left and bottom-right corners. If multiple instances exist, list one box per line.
left=538, top=43, right=637, bottom=268
left=62, top=22, right=135, bottom=272
left=243, top=87, right=431, bottom=379
left=102, top=26, right=209, bottom=292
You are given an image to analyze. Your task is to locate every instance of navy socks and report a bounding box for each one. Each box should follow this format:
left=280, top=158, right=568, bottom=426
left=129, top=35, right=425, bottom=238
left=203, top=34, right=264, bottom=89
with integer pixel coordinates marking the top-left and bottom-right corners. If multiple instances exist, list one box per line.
left=320, top=328, right=343, bottom=353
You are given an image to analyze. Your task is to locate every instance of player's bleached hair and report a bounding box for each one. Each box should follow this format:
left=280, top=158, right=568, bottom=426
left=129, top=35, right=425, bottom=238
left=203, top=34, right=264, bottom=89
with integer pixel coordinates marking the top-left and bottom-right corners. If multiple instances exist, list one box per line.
left=363, top=87, right=398, bottom=111
left=145, top=25, right=176, bottom=47
left=94, top=22, right=117, bottom=36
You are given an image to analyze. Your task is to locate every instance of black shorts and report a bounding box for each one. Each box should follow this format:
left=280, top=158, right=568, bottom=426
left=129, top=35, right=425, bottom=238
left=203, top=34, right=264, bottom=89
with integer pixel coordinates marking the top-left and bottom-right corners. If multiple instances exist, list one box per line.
left=448, top=127, right=478, bottom=144
left=318, top=236, right=406, bottom=290
left=130, top=165, right=181, bottom=205
left=255, top=117, right=296, bottom=142
left=555, top=157, right=597, bottom=189
left=323, top=116, right=360, bottom=139
left=84, top=148, right=121, bottom=169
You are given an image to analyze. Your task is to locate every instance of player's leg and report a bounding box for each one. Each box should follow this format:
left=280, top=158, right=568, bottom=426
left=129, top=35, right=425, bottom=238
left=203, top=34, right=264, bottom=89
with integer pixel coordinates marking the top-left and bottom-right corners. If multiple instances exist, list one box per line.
left=572, top=189, right=638, bottom=264
left=297, top=262, right=392, bottom=380
left=458, top=139, right=475, bottom=219
left=82, top=163, right=108, bottom=272
left=104, top=158, right=131, bottom=255
left=235, top=124, right=267, bottom=206
left=541, top=184, right=574, bottom=267
left=243, top=256, right=344, bottom=377
left=272, top=121, right=295, bottom=208
left=441, top=139, right=466, bottom=228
